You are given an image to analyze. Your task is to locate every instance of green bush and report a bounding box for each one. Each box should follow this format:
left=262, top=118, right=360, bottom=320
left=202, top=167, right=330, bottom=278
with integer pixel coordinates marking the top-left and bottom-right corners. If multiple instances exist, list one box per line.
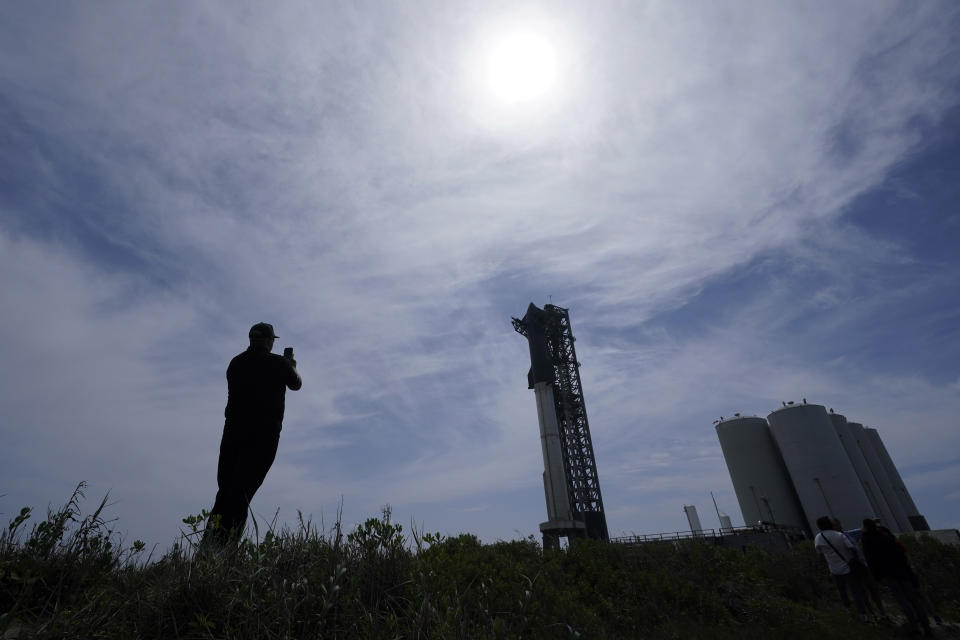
left=1, top=485, right=958, bottom=639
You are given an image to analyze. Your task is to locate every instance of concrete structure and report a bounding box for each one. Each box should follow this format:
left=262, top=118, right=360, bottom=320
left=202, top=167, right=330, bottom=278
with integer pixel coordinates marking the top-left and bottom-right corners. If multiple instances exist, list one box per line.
left=850, top=422, right=913, bottom=533
left=715, top=416, right=807, bottom=530
left=767, top=404, right=874, bottom=534
left=829, top=413, right=899, bottom=530
left=683, top=505, right=703, bottom=534
left=864, top=428, right=929, bottom=531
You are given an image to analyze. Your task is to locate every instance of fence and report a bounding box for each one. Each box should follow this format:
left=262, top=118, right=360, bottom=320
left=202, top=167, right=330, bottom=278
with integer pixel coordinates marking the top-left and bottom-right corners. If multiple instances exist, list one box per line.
left=609, top=523, right=806, bottom=546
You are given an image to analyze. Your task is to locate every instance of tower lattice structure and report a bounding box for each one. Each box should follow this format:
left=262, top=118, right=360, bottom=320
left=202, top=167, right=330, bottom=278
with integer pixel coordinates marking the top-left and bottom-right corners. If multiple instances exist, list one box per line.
left=513, top=303, right=608, bottom=543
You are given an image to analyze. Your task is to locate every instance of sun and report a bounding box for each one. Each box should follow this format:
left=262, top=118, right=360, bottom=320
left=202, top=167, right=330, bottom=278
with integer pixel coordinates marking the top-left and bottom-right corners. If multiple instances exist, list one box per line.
left=459, top=13, right=577, bottom=129
left=484, top=30, right=559, bottom=106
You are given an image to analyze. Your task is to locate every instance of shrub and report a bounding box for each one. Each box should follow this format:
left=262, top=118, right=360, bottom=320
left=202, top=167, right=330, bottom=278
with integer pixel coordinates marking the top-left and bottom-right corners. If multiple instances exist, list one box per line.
left=2, top=486, right=958, bottom=639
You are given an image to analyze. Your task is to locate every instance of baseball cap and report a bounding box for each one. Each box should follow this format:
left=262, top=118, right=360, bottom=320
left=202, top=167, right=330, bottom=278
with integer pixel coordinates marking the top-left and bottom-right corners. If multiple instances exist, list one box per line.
left=249, top=322, right=278, bottom=339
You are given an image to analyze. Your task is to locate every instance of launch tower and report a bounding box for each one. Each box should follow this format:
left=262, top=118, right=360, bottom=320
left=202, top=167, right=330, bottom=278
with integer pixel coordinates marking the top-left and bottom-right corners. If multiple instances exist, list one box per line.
left=513, top=303, right=609, bottom=548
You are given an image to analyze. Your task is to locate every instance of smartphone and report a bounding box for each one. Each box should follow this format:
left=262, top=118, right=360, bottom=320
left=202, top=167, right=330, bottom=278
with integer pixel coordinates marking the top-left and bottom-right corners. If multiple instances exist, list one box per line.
left=283, top=347, right=294, bottom=359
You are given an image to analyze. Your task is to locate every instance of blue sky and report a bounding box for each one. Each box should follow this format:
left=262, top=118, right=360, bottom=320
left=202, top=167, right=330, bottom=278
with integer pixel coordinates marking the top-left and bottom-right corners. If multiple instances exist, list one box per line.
left=1, top=2, right=958, bottom=549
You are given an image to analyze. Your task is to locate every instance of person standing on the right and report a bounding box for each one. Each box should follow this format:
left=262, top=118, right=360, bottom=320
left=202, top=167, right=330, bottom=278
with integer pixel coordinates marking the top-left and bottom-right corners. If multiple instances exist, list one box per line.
left=861, top=518, right=933, bottom=638
left=833, top=517, right=888, bottom=621
left=813, top=516, right=869, bottom=623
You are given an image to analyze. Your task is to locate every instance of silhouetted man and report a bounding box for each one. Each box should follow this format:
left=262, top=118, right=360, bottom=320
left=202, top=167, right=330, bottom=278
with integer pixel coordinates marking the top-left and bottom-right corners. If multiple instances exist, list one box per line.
left=861, top=518, right=932, bottom=637
left=204, top=322, right=302, bottom=546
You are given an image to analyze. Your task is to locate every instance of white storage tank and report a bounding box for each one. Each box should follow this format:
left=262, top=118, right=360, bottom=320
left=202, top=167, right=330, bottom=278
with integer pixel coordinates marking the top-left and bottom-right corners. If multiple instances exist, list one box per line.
left=715, top=416, right=807, bottom=530
left=828, top=412, right=899, bottom=530
left=683, top=504, right=703, bottom=534
left=848, top=422, right=912, bottom=533
left=864, top=427, right=928, bottom=530
left=767, top=403, right=873, bottom=534
left=719, top=514, right=733, bottom=532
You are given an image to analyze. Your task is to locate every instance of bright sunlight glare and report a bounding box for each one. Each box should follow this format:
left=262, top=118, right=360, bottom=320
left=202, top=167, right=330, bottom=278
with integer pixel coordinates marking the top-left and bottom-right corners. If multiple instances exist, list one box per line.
left=484, top=31, right=559, bottom=105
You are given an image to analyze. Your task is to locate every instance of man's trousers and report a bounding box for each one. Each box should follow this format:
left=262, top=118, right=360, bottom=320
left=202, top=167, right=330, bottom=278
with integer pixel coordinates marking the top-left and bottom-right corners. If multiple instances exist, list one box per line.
left=205, top=422, right=280, bottom=545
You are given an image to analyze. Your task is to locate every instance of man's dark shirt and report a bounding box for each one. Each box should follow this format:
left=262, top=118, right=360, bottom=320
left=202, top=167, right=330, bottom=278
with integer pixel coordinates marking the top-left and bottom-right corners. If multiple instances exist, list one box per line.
left=224, top=348, right=302, bottom=430
left=861, top=527, right=911, bottom=580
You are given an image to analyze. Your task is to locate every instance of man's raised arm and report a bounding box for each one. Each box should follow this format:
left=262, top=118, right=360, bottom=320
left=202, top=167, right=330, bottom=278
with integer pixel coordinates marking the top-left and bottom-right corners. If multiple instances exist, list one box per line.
left=285, top=357, right=302, bottom=390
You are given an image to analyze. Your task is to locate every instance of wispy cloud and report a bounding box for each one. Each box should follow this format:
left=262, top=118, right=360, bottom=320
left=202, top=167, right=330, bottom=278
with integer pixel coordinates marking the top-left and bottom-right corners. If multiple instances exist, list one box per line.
left=2, top=2, right=959, bottom=543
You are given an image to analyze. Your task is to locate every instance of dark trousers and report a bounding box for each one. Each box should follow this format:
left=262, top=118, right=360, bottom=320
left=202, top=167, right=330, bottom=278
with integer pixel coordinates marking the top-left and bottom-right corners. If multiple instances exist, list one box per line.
left=833, top=572, right=867, bottom=615
left=861, top=570, right=887, bottom=615
left=205, top=422, right=280, bottom=545
left=884, top=576, right=929, bottom=629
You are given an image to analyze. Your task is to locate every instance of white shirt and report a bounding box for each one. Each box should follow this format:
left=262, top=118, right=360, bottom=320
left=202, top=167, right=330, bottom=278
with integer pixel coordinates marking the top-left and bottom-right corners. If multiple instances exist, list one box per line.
left=814, top=529, right=858, bottom=575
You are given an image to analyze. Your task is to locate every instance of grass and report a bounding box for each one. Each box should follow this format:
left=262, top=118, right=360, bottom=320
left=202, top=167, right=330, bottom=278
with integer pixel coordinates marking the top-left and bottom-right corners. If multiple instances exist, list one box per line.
left=1, top=483, right=958, bottom=639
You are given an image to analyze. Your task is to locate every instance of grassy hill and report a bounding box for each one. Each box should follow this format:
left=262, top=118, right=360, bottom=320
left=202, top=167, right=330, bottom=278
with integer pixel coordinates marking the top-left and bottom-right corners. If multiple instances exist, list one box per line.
left=2, top=485, right=958, bottom=639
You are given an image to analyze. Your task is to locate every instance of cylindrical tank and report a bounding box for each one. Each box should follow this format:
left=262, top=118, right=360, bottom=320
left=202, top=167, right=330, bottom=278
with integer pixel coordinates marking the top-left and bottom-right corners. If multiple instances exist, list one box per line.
left=767, top=404, right=873, bottom=534
left=719, top=514, right=733, bottom=532
left=683, top=505, right=703, bottom=534
left=863, top=428, right=927, bottom=530
left=848, top=422, right=912, bottom=533
left=715, top=416, right=807, bottom=530
left=829, top=413, right=899, bottom=530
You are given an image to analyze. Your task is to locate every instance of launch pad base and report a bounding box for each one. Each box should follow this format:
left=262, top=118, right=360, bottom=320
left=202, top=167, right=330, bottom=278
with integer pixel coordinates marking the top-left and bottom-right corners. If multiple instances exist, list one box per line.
left=539, top=519, right=587, bottom=550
